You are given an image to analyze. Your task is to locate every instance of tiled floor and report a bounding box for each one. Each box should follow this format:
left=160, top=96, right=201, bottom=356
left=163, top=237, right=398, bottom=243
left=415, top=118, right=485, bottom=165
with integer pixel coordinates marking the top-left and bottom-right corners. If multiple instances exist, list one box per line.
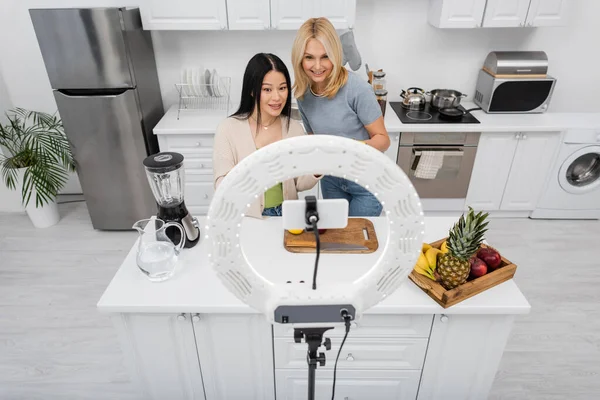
left=1, top=202, right=599, bottom=399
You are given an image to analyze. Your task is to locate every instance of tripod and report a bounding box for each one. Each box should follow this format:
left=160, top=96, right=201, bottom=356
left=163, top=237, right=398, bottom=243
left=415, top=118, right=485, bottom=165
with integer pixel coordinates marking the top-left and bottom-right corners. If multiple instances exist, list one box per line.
left=294, top=327, right=333, bottom=400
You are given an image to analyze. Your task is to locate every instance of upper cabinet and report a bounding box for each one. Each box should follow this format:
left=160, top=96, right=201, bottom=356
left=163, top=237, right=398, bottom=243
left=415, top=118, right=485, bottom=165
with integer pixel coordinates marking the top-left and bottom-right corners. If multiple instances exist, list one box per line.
left=271, top=0, right=314, bottom=30
left=140, top=0, right=228, bottom=30
left=428, top=0, right=567, bottom=28
left=428, top=0, right=487, bottom=28
left=227, top=0, right=271, bottom=30
left=313, top=0, right=357, bottom=29
left=271, top=0, right=357, bottom=30
left=525, top=0, right=568, bottom=27
left=482, top=0, right=531, bottom=28
left=141, top=0, right=356, bottom=30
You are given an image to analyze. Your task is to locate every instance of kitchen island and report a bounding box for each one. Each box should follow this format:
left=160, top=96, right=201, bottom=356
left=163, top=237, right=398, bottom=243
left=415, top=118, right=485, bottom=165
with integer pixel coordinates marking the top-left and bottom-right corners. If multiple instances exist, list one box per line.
left=98, top=216, right=530, bottom=400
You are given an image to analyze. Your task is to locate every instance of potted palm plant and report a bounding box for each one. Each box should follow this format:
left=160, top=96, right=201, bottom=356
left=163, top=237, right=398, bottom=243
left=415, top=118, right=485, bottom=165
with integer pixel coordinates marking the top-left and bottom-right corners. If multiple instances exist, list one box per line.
left=0, top=108, right=75, bottom=228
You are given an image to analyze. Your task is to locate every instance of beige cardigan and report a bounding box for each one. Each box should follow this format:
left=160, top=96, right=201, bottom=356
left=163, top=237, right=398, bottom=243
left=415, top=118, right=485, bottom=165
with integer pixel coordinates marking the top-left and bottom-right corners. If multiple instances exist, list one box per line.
left=213, top=116, right=320, bottom=219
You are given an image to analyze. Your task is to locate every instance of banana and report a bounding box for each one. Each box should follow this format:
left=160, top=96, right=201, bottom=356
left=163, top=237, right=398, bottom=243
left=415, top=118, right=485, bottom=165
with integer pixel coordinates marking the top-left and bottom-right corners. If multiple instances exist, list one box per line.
left=425, top=248, right=442, bottom=270
left=414, top=264, right=435, bottom=280
left=416, top=253, right=429, bottom=270
left=440, top=241, right=449, bottom=254
left=422, top=243, right=432, bottom=253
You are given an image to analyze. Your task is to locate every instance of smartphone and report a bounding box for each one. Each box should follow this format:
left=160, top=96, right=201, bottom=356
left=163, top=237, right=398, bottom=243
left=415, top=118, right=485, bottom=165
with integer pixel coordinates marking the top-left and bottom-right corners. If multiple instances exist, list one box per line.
left=282, top=198, right=349, bottom=230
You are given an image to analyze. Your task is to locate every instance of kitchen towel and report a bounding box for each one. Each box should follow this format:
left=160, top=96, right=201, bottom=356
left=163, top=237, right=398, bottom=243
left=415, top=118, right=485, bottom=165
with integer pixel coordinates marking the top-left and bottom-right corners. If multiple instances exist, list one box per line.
left=414, top=151, right=445, bottom=179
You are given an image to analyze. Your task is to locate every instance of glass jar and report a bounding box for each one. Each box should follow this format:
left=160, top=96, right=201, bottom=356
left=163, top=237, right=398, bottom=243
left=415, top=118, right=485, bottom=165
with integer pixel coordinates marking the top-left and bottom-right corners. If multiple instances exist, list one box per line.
left=372, top=71, right=386, bottom=91
left=375, top=89, right=388, bottom=117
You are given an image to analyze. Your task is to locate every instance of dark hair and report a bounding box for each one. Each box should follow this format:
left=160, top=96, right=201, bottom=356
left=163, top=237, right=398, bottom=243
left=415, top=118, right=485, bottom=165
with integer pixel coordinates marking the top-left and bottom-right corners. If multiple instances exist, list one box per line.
left=231, top=53, right=292, bottom=131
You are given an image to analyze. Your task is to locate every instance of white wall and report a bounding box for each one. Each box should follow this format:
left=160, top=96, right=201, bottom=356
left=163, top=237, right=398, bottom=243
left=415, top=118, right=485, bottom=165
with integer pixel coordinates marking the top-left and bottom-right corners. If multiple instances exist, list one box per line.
left=152, top=0, right=599, bottom=113
left=0, top=68, right=24, bottom=212
left=0, top=0, right=598, bottom=115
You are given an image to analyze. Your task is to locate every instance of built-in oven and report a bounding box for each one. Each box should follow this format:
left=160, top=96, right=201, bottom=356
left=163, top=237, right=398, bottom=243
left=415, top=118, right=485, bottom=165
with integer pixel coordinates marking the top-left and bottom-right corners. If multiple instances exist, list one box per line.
left=396, top=132, right=480, bottom=198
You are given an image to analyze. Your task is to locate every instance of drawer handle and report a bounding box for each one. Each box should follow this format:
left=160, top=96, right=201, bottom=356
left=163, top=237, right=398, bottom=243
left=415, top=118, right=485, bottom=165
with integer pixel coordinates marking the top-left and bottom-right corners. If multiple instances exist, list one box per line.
left=199, top=163, right=204, bottom=168
left=350, top=322, right=357, bottom=329
left=440, top=314, right=449, bottom=323
left=196, top=142, right=201, bottom=147
left=346, top=353, right=354, bottom=361
left=204, top=194, right=209, bottom=199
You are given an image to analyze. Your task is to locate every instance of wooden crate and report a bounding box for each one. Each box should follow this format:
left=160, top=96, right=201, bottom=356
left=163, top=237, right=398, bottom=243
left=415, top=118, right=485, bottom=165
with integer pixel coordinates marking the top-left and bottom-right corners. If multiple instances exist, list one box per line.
left=408, top=238, right=517, bottom=308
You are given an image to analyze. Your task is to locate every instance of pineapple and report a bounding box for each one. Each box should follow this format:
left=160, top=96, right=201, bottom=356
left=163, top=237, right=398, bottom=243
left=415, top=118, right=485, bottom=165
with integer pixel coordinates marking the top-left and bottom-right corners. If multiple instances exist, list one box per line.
left=438, top=207, right=489, bottom=290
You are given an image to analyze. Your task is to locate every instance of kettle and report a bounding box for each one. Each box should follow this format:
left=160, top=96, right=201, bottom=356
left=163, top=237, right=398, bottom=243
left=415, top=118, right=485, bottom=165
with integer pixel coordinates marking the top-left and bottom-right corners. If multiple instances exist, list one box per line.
left=400, top=87, right=426, bottom=111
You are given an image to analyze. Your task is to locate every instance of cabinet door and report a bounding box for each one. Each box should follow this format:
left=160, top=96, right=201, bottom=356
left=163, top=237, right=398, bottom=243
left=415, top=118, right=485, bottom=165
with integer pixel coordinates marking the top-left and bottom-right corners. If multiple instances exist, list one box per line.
left=111, top=314, right=205, bottom=400
left=227, top=0, right=271, bottom=30
left=525, top=0, right=567, bottom=27
left=313, top=0, right=357, bottom=29
left=276, top=369, right=421, bottom=400
left=500, top=132, right=560, bottom=210
left=193, top=314, right=275, bottom=400
left=140, top=0, right=228, bottom=30
left=428, top=0, right=487, bottom=28
left=384, top=132, right=400, bottom=163
left=465, top=133, right=519, bottom=211
left=482, top=0, right=531, bottom=27
left=271, top=0, right=314, bottom=30
left=418, top=314, right=515, bottom=400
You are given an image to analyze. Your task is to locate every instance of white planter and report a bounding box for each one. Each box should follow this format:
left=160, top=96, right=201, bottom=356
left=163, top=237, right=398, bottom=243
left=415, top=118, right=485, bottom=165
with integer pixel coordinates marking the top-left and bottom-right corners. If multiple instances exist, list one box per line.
left=15, top=167, right=61, bottom=228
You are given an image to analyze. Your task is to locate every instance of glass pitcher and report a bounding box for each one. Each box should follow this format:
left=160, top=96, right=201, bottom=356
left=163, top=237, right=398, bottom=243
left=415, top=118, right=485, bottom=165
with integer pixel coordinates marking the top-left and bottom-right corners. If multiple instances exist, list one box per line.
left=133, top=218, right=186, bottom=282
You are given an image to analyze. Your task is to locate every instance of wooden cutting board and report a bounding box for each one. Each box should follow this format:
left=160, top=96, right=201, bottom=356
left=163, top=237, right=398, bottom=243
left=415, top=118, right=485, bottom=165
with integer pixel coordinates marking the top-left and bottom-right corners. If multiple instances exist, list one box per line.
left=284, top=218, right=378, bottom=254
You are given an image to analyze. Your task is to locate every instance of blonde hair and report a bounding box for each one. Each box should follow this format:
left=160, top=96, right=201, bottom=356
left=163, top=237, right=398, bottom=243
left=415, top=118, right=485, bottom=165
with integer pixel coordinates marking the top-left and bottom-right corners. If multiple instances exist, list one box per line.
left=291, top=17, right=348, bottom=100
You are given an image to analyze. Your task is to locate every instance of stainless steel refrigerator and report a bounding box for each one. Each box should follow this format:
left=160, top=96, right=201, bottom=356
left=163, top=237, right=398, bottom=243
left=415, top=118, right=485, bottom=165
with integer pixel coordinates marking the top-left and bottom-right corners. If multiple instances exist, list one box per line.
left=30, top=7, right=163, bottom=230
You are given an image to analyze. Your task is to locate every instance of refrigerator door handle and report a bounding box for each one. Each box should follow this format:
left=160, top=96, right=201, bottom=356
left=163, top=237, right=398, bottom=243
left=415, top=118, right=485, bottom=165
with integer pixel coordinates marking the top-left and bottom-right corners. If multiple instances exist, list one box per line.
left=57, top=88, right=130, bottom=97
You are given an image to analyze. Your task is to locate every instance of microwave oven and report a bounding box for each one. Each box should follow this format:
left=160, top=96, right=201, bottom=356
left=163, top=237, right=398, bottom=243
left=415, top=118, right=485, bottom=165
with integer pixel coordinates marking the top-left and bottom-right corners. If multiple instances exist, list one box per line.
left=474, top=69, right=556, bottom=113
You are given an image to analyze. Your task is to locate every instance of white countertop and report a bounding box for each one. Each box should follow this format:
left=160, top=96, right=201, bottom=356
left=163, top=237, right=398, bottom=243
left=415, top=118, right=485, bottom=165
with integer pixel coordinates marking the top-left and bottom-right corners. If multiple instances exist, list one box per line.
left=97, top=216, right=531, bottom=315
left=153, top=102, right=600, bottom=135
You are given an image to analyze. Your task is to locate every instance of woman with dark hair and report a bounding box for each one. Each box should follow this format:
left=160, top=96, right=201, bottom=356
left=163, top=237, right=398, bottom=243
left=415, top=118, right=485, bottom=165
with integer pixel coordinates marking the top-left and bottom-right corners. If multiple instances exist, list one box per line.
left=213, top=53, right=320, bottom=218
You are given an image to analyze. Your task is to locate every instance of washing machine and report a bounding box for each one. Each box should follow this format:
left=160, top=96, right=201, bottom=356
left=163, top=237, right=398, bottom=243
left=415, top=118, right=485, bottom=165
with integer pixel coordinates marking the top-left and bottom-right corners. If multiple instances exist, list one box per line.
left=531, top=129, right=600, bottom=219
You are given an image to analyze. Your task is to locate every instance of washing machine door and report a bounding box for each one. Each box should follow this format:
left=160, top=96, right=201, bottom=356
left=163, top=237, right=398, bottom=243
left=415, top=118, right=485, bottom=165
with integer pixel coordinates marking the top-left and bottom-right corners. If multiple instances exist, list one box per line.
left=558, top=146, right=600, bottom=194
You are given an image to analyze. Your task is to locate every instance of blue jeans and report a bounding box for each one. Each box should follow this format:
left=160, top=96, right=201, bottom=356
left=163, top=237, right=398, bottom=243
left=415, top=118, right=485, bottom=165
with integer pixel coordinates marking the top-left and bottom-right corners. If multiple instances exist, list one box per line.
left=262, top=204, right=283, bottom=217
left=320, top=176, right=382, bottom=217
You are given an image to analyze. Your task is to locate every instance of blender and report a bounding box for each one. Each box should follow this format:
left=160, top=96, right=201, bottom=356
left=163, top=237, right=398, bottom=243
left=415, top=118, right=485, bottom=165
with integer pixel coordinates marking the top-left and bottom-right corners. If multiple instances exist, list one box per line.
left=143, top=152, right=200, bottom=248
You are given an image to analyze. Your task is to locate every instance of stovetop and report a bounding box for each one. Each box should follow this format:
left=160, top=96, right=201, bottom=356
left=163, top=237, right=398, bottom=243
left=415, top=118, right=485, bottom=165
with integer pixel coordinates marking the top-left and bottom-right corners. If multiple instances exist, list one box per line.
left=390, top=102, right=481, bottom=124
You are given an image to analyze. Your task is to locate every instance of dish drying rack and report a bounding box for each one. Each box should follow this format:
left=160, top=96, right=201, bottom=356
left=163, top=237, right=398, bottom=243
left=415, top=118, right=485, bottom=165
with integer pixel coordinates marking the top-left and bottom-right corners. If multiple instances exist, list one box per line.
left=175, top=76, right=231, bottom=119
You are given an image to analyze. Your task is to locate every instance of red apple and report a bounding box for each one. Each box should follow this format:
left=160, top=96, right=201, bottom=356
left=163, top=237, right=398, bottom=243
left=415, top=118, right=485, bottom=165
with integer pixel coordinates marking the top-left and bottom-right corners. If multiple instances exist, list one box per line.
left=469, top=257, right=488, bottom=279
left=477, top=247, right=502, bottom=270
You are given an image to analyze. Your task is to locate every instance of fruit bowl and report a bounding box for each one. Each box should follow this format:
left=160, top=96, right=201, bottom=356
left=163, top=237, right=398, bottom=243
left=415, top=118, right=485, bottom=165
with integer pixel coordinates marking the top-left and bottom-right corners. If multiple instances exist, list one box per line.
left=409, top=237, right=517, bottom=308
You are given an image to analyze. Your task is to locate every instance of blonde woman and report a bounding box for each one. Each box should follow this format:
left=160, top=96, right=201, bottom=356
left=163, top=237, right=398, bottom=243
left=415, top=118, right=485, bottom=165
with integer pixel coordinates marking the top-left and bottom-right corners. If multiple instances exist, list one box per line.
left=292, top=17, right=389, bottom=217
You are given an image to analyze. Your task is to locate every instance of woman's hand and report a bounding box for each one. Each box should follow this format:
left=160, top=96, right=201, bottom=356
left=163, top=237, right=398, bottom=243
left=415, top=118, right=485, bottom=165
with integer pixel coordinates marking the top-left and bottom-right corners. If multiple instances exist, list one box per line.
left=363, top=116, right=390, bottom=152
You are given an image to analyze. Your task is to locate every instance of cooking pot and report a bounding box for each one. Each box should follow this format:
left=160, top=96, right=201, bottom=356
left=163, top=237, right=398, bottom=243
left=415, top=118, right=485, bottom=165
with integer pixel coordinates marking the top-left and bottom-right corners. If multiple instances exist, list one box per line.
left=400, top=87, right=426, bottom=111
left=428, top=89, right=467, bottom=109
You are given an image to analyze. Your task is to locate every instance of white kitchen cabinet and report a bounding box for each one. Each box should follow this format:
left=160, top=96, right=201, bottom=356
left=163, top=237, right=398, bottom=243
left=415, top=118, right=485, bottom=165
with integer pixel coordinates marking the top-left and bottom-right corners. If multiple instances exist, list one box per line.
left=429, top=0, right=567, bottom=28
left=111, top=314, right=206, bottom=399
left=193, top=314, right=275, bottom=400
left=500, top=132, right=560, bottom=210
left=271, top=0, right=356, bottom=30
left=270, top=0, right=314, bottom=30
left=276, top=369, right=421, bottom=400
left=466, top=132, right=560, bottom=212
left=275, top=337, right=428, bottom=370
left=384, top=132, right=400, bottom=163
left=466, top=133, right=519, bottom=211
left=313, top=0, right=356, bottom=29
left=482, top=0, right=531, bottom=27
left=227, top=0, right=271, bottom=30
left=157, top=134, right=215, bottom=215
left=525, top=0, right=567, bottom=27
left=140, top=0, right=228, bottom=30
left=428, top=0, right=487, bottom=28
left=417, top=314, right=515, bottom=400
